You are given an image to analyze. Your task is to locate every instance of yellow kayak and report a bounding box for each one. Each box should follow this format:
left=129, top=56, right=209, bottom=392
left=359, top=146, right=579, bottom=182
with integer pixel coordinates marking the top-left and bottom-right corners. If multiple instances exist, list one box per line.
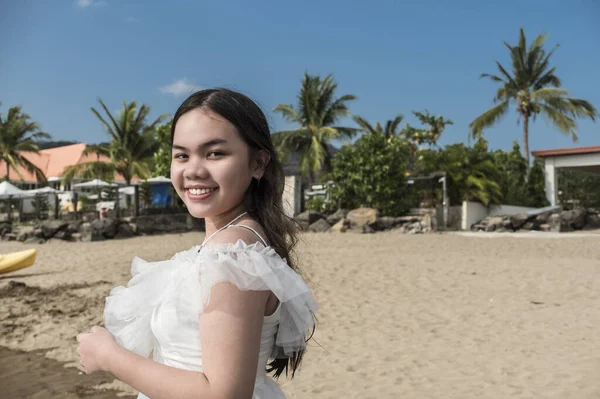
left=0, top=249, right=37, bottom=275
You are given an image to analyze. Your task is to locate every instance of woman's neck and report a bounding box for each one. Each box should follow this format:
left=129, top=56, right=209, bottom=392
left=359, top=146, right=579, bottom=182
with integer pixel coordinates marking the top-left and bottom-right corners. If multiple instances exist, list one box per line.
left=203, top=204, right=247, bottom=237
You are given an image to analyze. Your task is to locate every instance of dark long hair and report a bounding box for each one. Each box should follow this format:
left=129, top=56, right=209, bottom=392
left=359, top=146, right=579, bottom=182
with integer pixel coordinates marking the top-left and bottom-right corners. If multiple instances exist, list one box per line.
left=171, top=88, right=312, bottom=379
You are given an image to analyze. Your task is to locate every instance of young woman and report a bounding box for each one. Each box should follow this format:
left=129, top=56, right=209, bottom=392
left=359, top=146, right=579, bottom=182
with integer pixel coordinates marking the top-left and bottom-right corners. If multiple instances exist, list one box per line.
left=77, top=88, right=317, bottom=399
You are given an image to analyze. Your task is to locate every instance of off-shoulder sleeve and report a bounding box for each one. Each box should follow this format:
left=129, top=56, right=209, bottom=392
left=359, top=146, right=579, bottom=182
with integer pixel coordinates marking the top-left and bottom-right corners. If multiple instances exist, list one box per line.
left=199, top=240, right=318, bottom=357
left=103, top=256, right=176, bottom=357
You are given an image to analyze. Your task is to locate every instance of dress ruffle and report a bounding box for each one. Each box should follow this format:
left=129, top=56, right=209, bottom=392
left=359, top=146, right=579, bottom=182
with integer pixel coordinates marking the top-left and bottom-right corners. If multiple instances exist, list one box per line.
left=104, top=240, right=317, bottom=361
left=199, top=240, right=318, bottom=357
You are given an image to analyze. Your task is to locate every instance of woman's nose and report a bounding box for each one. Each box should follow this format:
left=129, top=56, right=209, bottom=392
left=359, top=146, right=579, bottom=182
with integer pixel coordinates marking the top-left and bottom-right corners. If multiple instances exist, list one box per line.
left=183, top=157, right=209, bottom=180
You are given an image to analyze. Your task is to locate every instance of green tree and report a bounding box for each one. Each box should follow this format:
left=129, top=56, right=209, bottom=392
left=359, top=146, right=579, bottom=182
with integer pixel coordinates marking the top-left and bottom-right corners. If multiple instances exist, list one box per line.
left=329, top=134, right=411, bottom=216
left=493, top=141, right=528, bottom=205
left=0, top=104, right=51, bottom=182
left=273, top=73, right=358, bottom=183
left=352, top=114, right=404, bottom=138
left=401, top=110, right=453, bottom=150
left=62, top=99, right=167, bottom=185
left=470, top=28, right=597, bottom=165
left=152, top=121, right=172, bottom=178
left=418, top=139, right=503, bottom=206
left=526, top=160, right=550, bottom=208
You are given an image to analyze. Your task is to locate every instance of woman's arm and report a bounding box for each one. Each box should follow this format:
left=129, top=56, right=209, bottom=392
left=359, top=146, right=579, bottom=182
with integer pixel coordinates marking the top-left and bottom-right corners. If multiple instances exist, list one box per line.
left=80, top=282, right=270, bottom=399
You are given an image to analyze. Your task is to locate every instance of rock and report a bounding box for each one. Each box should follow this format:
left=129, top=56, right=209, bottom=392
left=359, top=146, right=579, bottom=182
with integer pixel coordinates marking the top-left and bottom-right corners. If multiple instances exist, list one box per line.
left=92, top=218, right=118, bottom=239
left=33, top=228, right=44, bottom=238
left=509, top=213, right=529, bottom=230
left=539, top=224, right=551, bottom=232
left=54, top=230, right=72, bottom=241
left=394, top=216, right=420, bottom=225
left=561, top=210, right=586, bottom=230
left=295, top=211, right=324, bottom=226
left=485, top=216, right=504, bottom=227
left=548, top=214, right=562, bottom=232
left=495, top=227, right=508, bottom=233
left=408, top=222, right=423, bottom=234
left=308, top=218, right=330, bottom=233
left=522, top=222, right=535, bottom=230
left=549, top=213, right=573, bottom=233
left=346, top=208, right=379, bottom=229
left=394, top=224, right=408, bottom=234
left=362, top=224, right=375, bottom=234
left=502, top=219, right=513, bottom=231
left=330, top=218, right=348, bottom=233
left=116, top=223, right=135, bottom=238
left=584, top=213, right=600, bottom=229
left=80, top=222, right=92, bottom=234
left=571, top=209, right=587, bottom=229
left=535, top=212, right=550, bottom=225
left=41, top=220, right=68, bottom=239
left=471, top=224, right=485, bottom=232
left=67, top=221, right=83, bottom=234
left=16, top=226, right=35, bottom=242
left=4, top=233, right=17, bottom=241
left=71, top=233, right=82, bottom=241
left=484, top=224, right=496, bottom=232
left=326, top=209, right=348, bottom=226
left=366, top=216, right=396, bottom=232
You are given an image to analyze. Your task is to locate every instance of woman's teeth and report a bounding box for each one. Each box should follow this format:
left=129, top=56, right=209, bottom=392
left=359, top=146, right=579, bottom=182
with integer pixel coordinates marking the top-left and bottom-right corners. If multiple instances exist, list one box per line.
left=188, top=188, right=216, bottom=195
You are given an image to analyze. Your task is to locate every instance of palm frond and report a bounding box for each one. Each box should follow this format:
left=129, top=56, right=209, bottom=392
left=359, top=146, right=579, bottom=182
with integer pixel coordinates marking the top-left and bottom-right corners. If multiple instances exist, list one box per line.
left=539, top=103, right=577, bottom=139
left=470, top=101, right=509, bottom=137
left=273, top=104, right=302, bottom=124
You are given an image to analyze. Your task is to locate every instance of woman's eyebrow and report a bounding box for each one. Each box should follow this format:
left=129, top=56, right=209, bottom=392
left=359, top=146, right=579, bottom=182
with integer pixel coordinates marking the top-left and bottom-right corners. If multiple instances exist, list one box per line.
left=172, top=139, right=228, bottom=151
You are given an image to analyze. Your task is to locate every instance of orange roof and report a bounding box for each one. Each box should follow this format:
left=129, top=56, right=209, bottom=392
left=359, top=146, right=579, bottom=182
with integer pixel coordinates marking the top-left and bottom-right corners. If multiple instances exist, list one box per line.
left=532, top=145, right=600, bottom=158
left=0, top=143, right=139, bottom=183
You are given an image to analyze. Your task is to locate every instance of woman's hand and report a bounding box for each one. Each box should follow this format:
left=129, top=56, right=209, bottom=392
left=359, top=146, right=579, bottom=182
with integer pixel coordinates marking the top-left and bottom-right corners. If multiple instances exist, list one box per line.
left=76, top=326, right=120, bottom=374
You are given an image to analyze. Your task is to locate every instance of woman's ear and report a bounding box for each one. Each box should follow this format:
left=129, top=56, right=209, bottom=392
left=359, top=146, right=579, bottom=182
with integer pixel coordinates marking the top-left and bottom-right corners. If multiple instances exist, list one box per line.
left=253, top=150, right=271, bottom=179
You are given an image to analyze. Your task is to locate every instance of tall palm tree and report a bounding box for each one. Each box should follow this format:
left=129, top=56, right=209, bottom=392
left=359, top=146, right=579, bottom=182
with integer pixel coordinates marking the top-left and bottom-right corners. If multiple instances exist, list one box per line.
left=352, top=114, right=404, bottom=137
left=62, top=99, right=167, bottom=186
left=470, top=28, right=597, bottom=165
left=0, top=104, right=51, bottom=182
left=273, top=73, right=358, bottom=183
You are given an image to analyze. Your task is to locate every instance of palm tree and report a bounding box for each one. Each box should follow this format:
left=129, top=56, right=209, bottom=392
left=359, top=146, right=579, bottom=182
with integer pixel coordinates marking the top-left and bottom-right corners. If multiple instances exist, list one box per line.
left=470, top=28, right=597, bottom=165
left=352, top=114, right=404, bottom=137
left=0, top=104, right=51, bottom=182
left=62, top=99, right=167, bottom=186
left=273, top=73, right=358, bottom=183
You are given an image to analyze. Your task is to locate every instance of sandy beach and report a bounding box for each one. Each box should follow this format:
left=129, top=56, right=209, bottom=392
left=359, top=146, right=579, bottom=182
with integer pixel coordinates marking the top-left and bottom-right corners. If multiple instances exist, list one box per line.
left=1, top=231, right=599, bottom=398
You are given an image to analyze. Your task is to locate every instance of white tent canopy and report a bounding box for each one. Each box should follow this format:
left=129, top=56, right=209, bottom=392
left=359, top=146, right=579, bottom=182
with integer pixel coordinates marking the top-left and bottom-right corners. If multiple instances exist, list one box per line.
left=0, top=181, right=31, bottom=199
left=72, top=179, right=118, bottom=189
left=145, top=176, right=171, bottom=184
left=26, top=186, right=63, bottom=195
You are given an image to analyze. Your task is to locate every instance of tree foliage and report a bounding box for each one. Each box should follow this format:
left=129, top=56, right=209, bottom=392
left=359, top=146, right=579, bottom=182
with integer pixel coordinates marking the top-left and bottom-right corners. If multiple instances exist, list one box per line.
left=152, top=121, right=172, bottom=178
left=329, top=134, right=411, bottom=216
left=62, top=99, right=168, bottom=185
left=470, top=28, right=597, bottom=164
left=0, top=104, right=51, bottom=182
left=273, top=73, right=358, bottom=183
left=416, top=139, right=503, bottom=206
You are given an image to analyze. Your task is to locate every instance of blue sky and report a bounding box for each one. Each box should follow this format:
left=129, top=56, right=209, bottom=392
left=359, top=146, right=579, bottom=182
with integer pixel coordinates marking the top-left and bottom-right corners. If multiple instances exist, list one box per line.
left=1, top=0, right=598, bottom=152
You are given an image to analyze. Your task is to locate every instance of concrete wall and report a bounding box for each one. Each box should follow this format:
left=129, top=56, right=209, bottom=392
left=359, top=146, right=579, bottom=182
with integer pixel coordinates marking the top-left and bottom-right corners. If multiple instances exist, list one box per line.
left=283, top=175, right=302, bottom=218
left=461, top=201, right=488, bottom=231
left=488, top=205, right=536, bottom=217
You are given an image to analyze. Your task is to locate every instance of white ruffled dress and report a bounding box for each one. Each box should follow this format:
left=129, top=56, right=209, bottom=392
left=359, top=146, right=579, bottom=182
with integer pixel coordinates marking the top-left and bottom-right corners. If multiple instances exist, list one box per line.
left=103, top=240, right=317, bottom=399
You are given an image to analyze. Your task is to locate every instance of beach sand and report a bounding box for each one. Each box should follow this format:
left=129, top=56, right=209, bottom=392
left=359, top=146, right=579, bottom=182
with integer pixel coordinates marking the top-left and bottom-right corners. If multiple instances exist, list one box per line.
left=1, top=231, right=599, bottom=398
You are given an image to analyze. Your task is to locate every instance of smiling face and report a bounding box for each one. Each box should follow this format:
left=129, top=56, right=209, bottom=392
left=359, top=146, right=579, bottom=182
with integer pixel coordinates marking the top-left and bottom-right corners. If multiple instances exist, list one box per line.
left=170, top=108, right=257, bottom=219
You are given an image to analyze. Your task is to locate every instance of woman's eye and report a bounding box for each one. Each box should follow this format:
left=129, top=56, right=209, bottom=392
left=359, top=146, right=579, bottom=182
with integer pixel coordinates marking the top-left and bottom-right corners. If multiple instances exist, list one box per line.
left=207, top=151, right=224, bottom=158
left=173, top=153, right=188, bottom=160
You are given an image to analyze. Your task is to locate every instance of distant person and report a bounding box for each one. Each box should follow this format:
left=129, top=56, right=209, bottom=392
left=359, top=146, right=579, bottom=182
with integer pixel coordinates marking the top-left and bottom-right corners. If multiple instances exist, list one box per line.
left=77, top=88, right=317, bottom=398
